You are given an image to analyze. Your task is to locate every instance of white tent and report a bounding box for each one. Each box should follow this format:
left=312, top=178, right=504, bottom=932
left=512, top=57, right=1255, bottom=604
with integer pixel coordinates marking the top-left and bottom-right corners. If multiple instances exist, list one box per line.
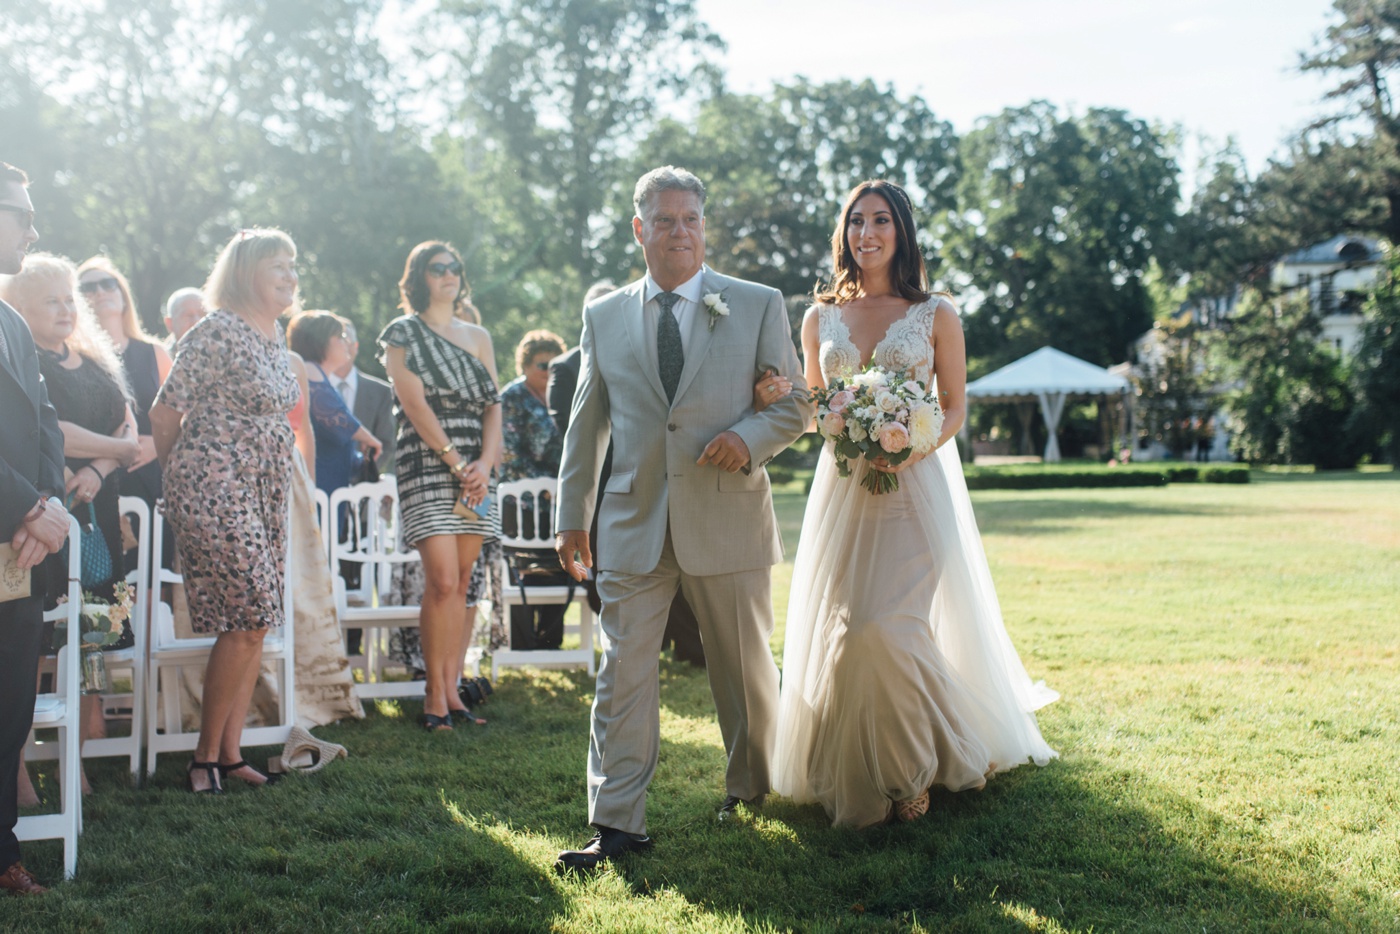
left=965, top=346, right=1130, bottom=462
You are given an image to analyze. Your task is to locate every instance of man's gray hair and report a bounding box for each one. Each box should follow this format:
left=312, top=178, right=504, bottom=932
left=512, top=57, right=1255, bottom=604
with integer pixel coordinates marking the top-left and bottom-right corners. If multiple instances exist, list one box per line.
left=632, top=166, right=706, bottom=219
left=164, top=287, right=203, bottom=320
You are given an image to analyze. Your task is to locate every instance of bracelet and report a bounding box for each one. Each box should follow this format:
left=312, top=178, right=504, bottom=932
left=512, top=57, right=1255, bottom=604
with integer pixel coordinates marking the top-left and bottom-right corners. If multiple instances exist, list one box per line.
left=450, top=460, right=470, bottom=476
left=436, top=443, right=456, bottom=456
left=23, top=498, right=46, bottom=522
left=82, top=464, right=105, bottom=482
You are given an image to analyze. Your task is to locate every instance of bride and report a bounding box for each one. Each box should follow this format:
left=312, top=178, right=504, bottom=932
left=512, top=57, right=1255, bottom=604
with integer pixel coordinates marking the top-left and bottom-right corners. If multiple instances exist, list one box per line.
left=770, top=179, right=1058, bottom=828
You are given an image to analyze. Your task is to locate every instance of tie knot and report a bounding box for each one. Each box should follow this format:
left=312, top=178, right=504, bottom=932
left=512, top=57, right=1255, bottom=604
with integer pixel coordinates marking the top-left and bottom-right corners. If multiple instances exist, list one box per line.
left=656, top=292, right=680, bottom=314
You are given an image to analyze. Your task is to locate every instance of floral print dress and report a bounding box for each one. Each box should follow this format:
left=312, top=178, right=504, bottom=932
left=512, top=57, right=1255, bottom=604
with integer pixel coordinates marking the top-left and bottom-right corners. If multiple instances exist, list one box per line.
left=155, top=309, right=299, bottom=634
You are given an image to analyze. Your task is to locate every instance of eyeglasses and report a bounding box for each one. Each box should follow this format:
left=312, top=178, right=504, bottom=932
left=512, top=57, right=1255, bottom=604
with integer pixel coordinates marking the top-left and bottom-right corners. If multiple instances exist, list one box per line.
left=0, top=205, right=35, bottom=230
left=79, top=277, right=121, bottom=295
left=426, top=260, right=463, bottom=278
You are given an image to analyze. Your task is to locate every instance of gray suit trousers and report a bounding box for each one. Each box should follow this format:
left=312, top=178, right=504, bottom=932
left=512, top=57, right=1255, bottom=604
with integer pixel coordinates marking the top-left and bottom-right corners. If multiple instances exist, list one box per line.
left=587, top=527, right=778, bottom=834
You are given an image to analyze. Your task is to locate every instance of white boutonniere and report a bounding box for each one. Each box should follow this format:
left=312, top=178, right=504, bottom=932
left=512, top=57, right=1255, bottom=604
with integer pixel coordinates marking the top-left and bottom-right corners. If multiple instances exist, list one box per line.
left=703, top=291, right=730, bottom=331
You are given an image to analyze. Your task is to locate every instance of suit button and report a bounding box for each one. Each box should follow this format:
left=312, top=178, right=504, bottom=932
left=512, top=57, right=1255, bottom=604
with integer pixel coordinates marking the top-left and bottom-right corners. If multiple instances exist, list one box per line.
left=667, top=423, right=677, bottom=431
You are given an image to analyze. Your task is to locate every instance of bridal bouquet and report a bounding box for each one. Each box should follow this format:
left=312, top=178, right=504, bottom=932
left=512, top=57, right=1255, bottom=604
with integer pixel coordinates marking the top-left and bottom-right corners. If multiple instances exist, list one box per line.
left=813, top=365, right=943, bottom=494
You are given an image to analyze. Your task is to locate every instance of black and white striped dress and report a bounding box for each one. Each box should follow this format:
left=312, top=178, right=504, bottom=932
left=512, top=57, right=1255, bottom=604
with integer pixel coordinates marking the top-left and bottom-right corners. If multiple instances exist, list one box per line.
left=378, top=315, right=499, bottom=547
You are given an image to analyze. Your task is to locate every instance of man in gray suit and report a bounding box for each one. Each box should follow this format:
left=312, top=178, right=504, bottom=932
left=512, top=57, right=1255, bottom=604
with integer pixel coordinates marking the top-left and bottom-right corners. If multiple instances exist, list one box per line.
left=332, top=317, right=396, bottom=474
left=554, top=166, right=811, bottom=872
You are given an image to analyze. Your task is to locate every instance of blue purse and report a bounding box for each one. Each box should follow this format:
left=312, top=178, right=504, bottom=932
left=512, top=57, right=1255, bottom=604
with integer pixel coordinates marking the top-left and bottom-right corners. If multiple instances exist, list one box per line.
left=78, top=501, right=115, bottom=588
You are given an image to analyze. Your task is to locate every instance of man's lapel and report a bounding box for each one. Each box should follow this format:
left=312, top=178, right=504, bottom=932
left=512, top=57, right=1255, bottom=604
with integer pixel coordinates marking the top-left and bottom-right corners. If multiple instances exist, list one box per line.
left=0, top=307, right=29, bottom=395
left=620, top=280, right=668, bottom=403
left=671, top=270, right=722, bottom=404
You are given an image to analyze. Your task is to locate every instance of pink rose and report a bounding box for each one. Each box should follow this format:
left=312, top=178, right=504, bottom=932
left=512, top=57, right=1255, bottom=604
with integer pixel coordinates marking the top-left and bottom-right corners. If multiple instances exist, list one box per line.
left=827, top=390, right=855, bottom=414
left=877, top=421, right=910, bottom=454
left=821, top=412, right=846, bottom=436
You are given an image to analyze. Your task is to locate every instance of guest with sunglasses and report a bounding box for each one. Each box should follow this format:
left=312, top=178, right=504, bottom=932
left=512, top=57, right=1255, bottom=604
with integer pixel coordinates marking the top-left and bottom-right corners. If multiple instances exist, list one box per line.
left=76, top=257, right=173, bottom=540
left=378, top=242, right=501, bottom=730
left=500, top=329, right=567, bottom=649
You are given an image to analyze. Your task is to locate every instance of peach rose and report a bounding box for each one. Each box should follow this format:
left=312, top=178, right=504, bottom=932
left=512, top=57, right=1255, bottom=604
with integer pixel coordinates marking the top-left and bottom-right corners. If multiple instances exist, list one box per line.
left=827, top=389, right=855, bottom=414
left=820, top=412, right=846, bottom=437
left=877, top=421, right=910, bottom=454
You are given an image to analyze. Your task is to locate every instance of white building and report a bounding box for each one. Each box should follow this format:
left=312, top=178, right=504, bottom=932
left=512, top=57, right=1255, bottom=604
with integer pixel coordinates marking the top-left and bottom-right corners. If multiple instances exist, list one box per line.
left=1270, top=235, right=1384, bottom=356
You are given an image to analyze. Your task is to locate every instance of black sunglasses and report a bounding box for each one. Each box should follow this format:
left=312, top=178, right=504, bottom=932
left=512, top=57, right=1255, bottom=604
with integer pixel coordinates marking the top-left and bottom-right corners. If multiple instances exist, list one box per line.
left=79, top=276, right=121, bottom=295
left=0, top=205, right=35, bottom=230
left=426, top=260, right=463, bottom=278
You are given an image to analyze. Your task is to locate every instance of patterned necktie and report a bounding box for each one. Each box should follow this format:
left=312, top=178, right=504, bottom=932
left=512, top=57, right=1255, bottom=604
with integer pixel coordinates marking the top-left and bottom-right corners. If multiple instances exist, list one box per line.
left=338, top=380, right=350, bottom=399
left=656, top=291, right=684, bottom=403
left=0, top=324, right=9, bottom=371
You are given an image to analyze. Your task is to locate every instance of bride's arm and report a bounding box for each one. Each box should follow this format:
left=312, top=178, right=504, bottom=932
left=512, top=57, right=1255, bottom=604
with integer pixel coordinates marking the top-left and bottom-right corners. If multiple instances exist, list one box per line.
left=930, top=298, right=967, bottom=446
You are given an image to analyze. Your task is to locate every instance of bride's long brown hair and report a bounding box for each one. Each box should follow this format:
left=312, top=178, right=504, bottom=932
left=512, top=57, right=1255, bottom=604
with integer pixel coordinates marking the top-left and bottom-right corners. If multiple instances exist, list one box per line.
left=815, top=180, right=931, bottom=305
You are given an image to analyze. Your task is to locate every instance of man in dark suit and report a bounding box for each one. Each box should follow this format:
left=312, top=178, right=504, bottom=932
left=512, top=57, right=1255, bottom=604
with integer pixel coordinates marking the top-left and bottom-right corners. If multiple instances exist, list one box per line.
left=333, top=317, right=396, bottom=474
left=547, top=281, right=706, bottom=668
left=0, top=162, right=70, bottom=896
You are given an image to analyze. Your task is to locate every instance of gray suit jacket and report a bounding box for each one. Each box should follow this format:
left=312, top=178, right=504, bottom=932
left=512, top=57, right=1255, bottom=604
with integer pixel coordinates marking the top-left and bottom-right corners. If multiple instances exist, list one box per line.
left=352, top=368, right=396, bottom=473
left=557, top=269, right=811, bottom=577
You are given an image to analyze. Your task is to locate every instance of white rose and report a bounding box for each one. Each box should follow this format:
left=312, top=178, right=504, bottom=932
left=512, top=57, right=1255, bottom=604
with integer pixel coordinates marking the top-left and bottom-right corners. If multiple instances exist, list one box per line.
left=901, top=380, right=924, bottom=399
left=875, top=390, right=899, bottom=414
left=704, top=293, right=730, bottom=316
left=847, top=420, right=868, bottom=443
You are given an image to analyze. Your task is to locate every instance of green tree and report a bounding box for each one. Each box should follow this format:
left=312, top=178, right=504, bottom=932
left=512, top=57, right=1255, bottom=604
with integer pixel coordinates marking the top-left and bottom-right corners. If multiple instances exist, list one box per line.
left=625, top=80, right=959, bottom=304
left=948, top=102, right=1180, bottom=372
left=1219, top=290, right=1364, bottom=466
left=1354, top=246, right=1400, bottom=461
left=428, top=0, right=723, bottom=280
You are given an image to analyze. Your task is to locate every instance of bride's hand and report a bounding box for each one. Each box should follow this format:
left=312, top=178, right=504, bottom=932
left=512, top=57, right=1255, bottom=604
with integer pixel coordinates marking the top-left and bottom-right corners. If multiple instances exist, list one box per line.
left=869, top=450, right=931, bottom=474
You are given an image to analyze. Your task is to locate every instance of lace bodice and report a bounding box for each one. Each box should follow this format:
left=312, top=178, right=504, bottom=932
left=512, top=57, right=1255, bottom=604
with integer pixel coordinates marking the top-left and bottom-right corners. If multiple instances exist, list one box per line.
left=817, top=300, right=938, bottom=386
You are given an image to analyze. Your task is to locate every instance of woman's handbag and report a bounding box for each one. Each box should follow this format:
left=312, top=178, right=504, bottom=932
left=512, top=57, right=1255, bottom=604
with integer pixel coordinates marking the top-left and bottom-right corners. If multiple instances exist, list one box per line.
left=78, top=501, right=115, bottom=588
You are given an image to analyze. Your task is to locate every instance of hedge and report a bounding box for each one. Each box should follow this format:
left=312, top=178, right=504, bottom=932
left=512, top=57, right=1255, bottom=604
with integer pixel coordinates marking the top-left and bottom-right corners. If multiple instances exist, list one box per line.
left=960, top=462, right=1250, bottom=490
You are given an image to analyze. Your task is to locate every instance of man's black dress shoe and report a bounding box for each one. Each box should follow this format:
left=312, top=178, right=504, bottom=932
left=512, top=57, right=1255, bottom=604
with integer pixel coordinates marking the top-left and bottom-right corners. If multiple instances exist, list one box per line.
left=554, top=826, right=653, bottom=874
left=718, top=793, right=766, bottom=820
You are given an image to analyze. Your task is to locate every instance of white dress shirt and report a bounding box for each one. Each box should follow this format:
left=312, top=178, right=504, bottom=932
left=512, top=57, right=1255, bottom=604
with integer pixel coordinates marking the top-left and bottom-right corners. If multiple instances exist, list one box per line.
left=338, top=366, right=359, bottom=412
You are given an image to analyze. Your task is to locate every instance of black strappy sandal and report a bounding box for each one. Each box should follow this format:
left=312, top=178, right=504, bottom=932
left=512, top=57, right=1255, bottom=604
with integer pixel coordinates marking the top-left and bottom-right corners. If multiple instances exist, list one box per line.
left=419, top=713, right=454, bottom=732
left=186, top=759, right=224, bottom=795
left=217, top=760, right=282, bottom=787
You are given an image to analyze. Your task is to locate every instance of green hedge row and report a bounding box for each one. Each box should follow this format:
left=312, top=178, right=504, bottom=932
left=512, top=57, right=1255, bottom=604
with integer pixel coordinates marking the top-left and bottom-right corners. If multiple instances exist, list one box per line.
left=961, top=463, right=1250, bottom=490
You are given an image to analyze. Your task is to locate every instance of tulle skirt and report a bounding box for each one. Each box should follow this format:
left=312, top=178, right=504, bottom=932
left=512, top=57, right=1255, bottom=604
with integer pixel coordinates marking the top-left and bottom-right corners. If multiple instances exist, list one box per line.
left=772, top=442, right=1057, bottom=828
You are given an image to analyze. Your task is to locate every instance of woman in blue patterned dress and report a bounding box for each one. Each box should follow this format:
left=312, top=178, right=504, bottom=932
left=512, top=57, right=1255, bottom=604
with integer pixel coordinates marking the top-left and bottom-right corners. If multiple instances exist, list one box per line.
left=378, top=242, right=501, bottom=731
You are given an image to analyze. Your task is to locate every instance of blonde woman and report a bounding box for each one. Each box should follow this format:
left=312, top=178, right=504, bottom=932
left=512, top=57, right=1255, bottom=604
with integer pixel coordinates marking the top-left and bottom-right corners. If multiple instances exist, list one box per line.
left=76, top=257, right=172, bottom=516
left=150, top=229, right=302, bottom=793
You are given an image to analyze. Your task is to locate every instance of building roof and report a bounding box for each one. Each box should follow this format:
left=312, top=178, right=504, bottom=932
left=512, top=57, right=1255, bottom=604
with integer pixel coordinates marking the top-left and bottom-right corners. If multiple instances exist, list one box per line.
left=1279, top=235, right=1383, bottom=267
left=966, top=346, right=1130, bottom=400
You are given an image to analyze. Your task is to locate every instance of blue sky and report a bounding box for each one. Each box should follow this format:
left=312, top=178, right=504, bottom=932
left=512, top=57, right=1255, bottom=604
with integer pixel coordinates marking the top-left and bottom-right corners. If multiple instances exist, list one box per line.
left=694, top=0, right=1343, bottom=175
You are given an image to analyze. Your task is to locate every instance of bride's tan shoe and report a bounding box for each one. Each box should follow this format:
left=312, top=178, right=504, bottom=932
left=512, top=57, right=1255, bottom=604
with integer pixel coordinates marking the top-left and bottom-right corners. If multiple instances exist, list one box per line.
left=894, top=789, right=930, bottom=822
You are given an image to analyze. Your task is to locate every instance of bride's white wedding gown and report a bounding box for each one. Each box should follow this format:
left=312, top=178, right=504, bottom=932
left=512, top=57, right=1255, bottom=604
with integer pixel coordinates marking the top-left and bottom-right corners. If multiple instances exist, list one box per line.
left=772, top=300, right=1058, bottom=828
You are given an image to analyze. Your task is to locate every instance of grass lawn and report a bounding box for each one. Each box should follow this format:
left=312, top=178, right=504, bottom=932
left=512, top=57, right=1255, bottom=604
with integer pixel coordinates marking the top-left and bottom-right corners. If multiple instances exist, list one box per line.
left=4, top=471, right=1397, bottom=932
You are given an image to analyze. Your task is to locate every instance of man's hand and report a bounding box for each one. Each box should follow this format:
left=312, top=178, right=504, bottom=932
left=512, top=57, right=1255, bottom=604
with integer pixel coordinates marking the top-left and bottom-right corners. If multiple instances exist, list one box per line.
left=556, top=529, right=592, bottom=582
left=697, top=431, right=750, bottom=473
left=12, top=499, right=71, bottom=569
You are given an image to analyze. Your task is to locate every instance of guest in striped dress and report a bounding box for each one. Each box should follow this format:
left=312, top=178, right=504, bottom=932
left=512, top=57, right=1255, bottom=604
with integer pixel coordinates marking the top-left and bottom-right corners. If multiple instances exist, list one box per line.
left=378, top=241, right=501, bottom=731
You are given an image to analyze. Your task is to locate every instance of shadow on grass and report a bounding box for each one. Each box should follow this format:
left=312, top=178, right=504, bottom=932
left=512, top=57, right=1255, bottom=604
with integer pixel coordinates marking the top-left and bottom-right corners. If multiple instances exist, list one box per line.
left=604, top=741, right=1380, bottom=931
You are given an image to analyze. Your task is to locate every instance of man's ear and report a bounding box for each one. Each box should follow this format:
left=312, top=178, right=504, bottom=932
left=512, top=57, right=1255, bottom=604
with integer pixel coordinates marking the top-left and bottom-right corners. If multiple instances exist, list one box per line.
left=632, top=215, right=644, bottom=244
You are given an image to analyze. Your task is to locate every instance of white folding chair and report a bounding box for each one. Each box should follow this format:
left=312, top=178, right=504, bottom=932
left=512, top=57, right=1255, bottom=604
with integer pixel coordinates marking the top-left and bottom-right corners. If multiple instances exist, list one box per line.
left=76, top=496, right=148, bottom=785
left=17, top=514, right=84, bottom=879
left=491, top=477, right=596, bottom=680
left=144, top=503, right=297, bottom=776
left=329, top=478, right=430, bottom=699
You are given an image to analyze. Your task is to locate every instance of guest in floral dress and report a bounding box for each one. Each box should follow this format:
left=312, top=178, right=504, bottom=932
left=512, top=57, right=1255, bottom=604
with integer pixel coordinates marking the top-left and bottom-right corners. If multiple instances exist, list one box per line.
left=500, top=329, right=567, bottom=649
left=379, top=241, right=501, bottom=731
left=150, top=228, right=302, bottom=793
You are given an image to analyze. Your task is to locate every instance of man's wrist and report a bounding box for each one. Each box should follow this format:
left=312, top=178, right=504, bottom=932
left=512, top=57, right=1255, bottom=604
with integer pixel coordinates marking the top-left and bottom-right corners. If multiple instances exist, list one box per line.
left=22, top=498, right=46, bottom=522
